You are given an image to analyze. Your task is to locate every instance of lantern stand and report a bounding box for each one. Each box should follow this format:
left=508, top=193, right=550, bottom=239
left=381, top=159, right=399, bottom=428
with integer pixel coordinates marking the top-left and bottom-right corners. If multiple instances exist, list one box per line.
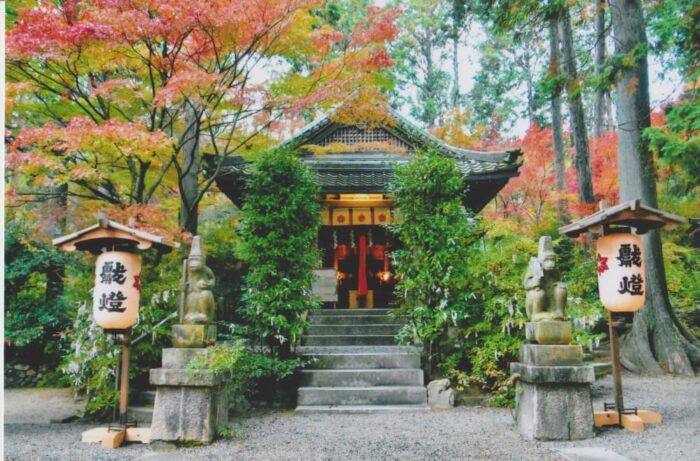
left=560, top=200, right=686, bottom=432
left=53, top=214, right=176, bottom=448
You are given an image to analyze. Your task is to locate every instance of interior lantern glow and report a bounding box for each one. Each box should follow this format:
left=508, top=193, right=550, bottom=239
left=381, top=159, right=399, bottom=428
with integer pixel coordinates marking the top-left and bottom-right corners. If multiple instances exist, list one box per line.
left=596, top=233, right=646, bottom=312
left=93, top=251, right=142, bottom=329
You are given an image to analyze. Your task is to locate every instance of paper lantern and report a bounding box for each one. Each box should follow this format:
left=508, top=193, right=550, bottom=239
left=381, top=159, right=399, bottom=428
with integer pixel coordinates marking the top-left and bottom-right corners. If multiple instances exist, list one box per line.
left=93, top=251, right=142, bottom=329
left=596, top=233, right=645, bottom=312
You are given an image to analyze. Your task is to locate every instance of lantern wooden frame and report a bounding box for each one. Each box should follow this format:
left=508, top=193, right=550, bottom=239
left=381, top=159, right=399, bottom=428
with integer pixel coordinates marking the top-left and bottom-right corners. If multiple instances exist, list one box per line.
left=53, top=214, right=176, bottom=448
left=560, top=200, right=686, bottom=432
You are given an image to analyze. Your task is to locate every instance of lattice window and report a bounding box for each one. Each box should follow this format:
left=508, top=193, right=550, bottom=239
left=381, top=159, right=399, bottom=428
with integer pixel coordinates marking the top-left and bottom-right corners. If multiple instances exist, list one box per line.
left=319, top=127, right=411, bottom=150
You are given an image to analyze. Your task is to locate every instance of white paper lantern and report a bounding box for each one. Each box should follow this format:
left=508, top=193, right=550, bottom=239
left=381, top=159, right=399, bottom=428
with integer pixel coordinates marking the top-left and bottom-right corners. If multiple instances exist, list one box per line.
left=596, top=233, right=646, bottom=312
left=93, top=251, right=141, bottom=329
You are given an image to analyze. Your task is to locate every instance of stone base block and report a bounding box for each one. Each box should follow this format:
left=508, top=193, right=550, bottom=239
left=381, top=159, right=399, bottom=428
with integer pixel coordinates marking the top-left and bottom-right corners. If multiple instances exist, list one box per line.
left=149, top=384, right=227, bottom=443
left=427, top=379, right=455, bottom=409
left=161, top=348, right=208, bottom=369
left=515, top=380, right=594, bottom=440
left=172, top=324, right=217, bottom=348
left=510, top=362, right=595, bottom=384
left=150, top=347, right=227, bottom=444
left=520, top=344, right=583, bottom=366
left=525, top=321, right=572, bottom=345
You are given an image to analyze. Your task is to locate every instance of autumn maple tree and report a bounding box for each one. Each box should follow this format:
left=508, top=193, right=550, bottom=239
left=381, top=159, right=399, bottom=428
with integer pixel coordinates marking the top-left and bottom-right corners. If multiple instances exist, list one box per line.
left=6, top=0, right=398, bottom=234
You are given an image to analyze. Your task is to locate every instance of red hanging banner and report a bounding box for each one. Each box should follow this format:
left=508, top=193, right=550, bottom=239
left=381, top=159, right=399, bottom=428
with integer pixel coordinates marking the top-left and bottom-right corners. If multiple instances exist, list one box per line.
left=358, top=234, right=368, bottom=296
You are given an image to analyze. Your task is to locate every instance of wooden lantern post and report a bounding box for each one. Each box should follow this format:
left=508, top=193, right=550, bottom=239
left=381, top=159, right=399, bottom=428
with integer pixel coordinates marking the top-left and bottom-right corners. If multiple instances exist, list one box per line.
left=560, top=200, right=686, bottom=432
left=53, top=214, right=176, bottom=448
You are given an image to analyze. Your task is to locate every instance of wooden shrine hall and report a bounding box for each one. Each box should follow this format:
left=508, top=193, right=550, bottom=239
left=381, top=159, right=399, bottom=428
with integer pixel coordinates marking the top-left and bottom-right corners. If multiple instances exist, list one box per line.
left=211, top=106, right=523, bottom=308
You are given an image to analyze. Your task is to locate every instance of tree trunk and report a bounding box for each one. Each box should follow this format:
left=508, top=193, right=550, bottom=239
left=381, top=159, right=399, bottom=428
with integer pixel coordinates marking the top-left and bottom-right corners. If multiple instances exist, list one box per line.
left=45, top=183, right=67, bottom=307
left=610, top=0, right=698, bottom=376
left=559, top=8, right=595, bottom=204
left=593, top=0, right=608, bottom=137
left=451, top=35, right=460, bottom=110
left=549, top=17, right=567, bottom=222
left=179, top=108, right=201, bottom=234
left=524, top=49, right=537, bottom=126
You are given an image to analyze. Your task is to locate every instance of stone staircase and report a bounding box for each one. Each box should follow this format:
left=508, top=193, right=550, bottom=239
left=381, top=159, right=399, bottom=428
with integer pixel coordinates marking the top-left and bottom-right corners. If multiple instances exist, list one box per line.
left=129, top=389, right=155, bottom=424
left=296, top=308, right=428, bottom=413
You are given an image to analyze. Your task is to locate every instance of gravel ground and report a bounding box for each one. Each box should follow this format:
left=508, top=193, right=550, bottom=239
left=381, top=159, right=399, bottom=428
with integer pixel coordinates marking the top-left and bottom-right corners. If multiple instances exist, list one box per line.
left=4, top=374, right=699, bottom=461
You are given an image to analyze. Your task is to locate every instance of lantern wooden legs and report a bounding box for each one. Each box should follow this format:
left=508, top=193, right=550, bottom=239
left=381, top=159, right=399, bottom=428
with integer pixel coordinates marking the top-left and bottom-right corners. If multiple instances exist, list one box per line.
left=119, top=328, right=131, bottom=425
left=81, top=328, right=151, bottom=449
left=593, top=312, right=662, bottom=432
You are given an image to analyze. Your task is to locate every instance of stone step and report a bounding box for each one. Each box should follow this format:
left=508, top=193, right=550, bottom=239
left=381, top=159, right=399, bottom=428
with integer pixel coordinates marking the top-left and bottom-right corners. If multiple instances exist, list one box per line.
left=296, top=404, right=429, bottom=414
left=298, top=345, right=422, bottom=354
left=131, top=390, right=156, bottom=406
left=309, top=315, right=403, bottom=325
left=297, top=386, right=427, bottom=406
left=305, top=352, right=421, bottom=370
left=128, top=405, right=153, bottom=424
left=313, top=309, right=393, bottom=315
left=305, top=324, right=403, bottom=335
left=300, top=369, right=423, bottom=387
left=301, top=335, right=397, bottom=346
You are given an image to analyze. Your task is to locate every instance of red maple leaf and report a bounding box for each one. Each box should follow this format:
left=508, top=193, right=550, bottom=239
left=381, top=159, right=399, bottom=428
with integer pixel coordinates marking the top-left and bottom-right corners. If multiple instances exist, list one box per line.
left=597, top=254, right=609, bottom=275
left=133, top=273, right=142, bottom=292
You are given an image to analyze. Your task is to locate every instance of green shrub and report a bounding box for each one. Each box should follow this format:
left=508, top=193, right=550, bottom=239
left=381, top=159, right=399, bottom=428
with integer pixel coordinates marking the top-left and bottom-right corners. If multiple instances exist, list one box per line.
left=238, top=148, right=321, bottom=358
left=4, top=219, right=80, bottom=368
left=390, top=151, right=482, bottom=373
left=187, top=340, right=303, bottom=408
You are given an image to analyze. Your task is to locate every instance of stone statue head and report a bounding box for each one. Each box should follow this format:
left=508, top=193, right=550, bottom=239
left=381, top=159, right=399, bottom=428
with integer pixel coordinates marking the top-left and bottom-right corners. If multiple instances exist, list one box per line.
left=188, top=236, right=206, bottom=270
left=537, top=236, right=556, bottom=271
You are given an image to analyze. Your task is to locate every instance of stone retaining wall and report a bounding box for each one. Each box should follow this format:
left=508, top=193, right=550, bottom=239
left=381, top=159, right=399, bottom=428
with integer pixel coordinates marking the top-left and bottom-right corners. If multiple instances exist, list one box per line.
left=4, top=363, right=49, bottom=388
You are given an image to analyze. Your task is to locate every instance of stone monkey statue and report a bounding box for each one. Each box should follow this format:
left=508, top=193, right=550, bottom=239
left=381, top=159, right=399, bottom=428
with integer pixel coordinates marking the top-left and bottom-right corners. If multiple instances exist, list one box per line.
left=181, top=236, right=216, bottom=325
left=524, top=236, right=567, bottom=322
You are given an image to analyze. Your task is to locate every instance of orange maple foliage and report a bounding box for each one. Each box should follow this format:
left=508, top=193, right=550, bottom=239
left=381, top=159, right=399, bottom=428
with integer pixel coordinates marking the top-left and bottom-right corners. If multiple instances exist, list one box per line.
left=6, top=0, right=399, bottom=236
left=489, top=125, right=621, bottom=235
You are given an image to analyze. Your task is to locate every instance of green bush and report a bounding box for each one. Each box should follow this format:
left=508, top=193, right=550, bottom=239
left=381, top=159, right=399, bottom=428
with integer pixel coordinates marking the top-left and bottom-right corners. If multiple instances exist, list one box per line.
left=188, top=340, right=303, bottom=408
left=238, top=148, right=321, bottom=358
left=390, top=151, right=482, bottom=373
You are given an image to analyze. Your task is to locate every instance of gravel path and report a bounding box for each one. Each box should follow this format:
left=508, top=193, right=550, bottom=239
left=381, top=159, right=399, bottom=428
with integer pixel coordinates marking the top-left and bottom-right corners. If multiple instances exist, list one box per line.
left=4, top=374, right=699, bottom=461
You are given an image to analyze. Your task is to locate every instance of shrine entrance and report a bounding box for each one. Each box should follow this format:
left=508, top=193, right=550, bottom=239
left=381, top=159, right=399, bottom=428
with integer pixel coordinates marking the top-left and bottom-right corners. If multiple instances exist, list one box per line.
left=317, top=194, right=398, bottom=309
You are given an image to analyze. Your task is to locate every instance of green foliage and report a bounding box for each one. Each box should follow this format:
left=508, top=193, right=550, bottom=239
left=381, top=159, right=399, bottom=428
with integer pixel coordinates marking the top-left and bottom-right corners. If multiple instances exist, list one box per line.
left=188, top=340, right=303, bottom=408
left=663, top=242, right=700, bottom=339
left=390, top=151, right=481, bottom=370
left=645, top=100, right=700, bottom=197
left=4, top=219, right=79, bottom=365
left=239, top=149, right=321, bottom=357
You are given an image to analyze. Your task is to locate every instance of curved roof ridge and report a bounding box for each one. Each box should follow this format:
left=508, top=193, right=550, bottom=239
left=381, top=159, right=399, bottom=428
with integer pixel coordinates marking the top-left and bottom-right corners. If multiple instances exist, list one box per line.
left=276, top=103, right=523, bottom=165
left=385, top=107, right=522, bottom=164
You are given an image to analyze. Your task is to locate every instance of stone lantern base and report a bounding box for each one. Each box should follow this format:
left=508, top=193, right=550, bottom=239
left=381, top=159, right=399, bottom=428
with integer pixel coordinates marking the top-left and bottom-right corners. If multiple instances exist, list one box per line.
left=149, top=348, right=227, bottom=444
left=511, top=344, right=595, bottom=441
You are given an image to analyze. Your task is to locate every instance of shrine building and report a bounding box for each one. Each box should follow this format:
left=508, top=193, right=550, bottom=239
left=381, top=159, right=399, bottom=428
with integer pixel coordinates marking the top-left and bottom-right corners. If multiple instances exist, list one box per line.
left=213, top=107, right=523, bottom=309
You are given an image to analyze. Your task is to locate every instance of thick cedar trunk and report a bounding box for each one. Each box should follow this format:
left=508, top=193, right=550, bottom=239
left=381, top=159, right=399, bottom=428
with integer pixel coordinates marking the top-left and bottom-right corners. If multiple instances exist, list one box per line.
left=610, top=0, right=698, bottom=376
left=451, top=35, right=460, bottom=109
left=179, top=108, right=200, bottom=234
left=559, top=8, right=595, bottom=204
left=593, top=0, right=608, bottom=137
left=524, top=49, right=537, bottom=126
left=549, top=17, right=567, bottom=222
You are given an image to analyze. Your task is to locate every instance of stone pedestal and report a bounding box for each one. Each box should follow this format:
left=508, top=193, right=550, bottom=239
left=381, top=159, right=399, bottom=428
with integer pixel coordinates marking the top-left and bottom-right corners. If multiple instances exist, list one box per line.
left=150, top=348, right=227, bottom=444
left=511, top=344, right=594, bottom=441
left=171, top=324, right=217, bottom=348
left=525, top=321, right=572, bottom=345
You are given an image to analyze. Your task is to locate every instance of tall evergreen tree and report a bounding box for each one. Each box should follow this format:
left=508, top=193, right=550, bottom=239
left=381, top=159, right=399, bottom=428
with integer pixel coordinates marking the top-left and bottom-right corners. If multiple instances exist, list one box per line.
left=610, top=0, right=699, bottom=376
